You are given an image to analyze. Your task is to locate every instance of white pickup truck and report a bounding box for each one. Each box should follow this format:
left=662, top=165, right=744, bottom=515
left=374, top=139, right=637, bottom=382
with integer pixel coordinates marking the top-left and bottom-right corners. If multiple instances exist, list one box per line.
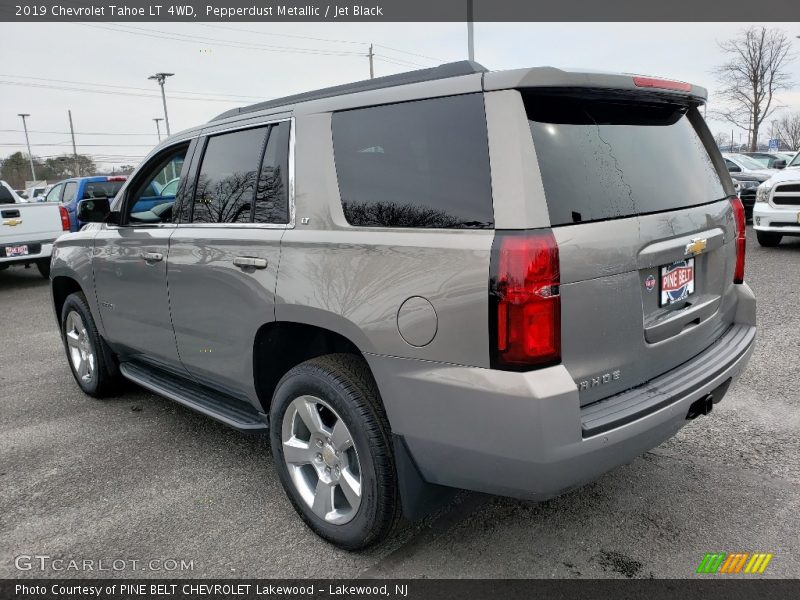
left=1, top=180, right=68, bottom=278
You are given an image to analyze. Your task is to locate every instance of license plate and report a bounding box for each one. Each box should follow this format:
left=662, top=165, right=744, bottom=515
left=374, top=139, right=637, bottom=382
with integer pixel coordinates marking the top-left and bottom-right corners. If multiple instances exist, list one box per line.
left=5, top=244, right=29, bottom=257
left=660, top=257, right=695, bottom=306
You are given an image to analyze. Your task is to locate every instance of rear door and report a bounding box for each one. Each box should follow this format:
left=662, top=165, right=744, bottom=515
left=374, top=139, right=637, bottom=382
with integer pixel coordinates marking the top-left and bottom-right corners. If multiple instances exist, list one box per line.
left=522, top=89, right=737, bottom=405
left=167, top=120, right=290, bottom=402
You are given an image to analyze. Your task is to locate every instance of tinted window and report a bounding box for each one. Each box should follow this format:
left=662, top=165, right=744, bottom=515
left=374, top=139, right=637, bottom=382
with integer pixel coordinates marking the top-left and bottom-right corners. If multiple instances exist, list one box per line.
left=83, top=180, right=125, bottom=200
left=525, top=92, right=727, bottom=226
left=63, top=182, right=78, bottom=204
left=0, top=185, right=14, bottom=204
left=254, top=122, right=290, bottom=224
left=332, top=94, right=493, bottom=229
left=192, top=127, right=267, bottom=224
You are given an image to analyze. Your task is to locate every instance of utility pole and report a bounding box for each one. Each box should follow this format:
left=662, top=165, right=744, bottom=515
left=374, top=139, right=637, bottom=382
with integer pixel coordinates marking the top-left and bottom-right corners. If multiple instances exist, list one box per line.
left=153, top=118, right=163, bottom=142
left=68, top=110, right=79, bottom=176
left=368, top=44, right=374, bottom=79
left=148, top=72, right=174, bottom=136
left=18, top=113, right=36, bottom=182
left=467, top=0, right=475, bottom=61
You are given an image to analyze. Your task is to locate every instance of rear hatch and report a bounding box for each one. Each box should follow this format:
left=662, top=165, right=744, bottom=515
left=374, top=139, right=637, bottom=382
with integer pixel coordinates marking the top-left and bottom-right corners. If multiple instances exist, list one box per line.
left=522, top=87, right=738, bottom=405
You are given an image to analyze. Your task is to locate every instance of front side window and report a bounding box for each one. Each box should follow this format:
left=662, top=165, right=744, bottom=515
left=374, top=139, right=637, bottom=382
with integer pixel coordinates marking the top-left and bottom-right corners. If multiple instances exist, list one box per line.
left=332, top=94, right=494, bottom=229
left=126, top=145, right=189, bottom=224
left=191, top=127, right=267, bottom=224
left=44, top=184, right=63, bottom=203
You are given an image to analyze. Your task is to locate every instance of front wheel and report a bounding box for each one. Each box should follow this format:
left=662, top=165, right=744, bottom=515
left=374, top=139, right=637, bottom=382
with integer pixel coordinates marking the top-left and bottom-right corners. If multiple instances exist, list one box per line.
left=756, top=231, right=782, bottom=247
left=270, top=354, right=399, bottom=550
left=60, top=292, right=120, bottom=397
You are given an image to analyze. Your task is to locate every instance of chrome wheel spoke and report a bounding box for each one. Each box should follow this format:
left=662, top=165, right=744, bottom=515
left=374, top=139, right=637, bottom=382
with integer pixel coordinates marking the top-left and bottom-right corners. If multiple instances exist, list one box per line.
left=64, top=311, right=95, bottom=385
left=283, top=438, right=312, bottom=465
left=311, top=479, right=334, bottom=519
left=338, top=468, right=361, bottom=508
left=295, top=397, right=327, bottom=436
left=331, top=419, right=353, bottom=451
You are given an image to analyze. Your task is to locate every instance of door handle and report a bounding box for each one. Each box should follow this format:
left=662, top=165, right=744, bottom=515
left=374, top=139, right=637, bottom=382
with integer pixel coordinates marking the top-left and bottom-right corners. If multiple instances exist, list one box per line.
left=233, top=256, right=268, bottom=270
left=142, top=252, right=164, bottom=262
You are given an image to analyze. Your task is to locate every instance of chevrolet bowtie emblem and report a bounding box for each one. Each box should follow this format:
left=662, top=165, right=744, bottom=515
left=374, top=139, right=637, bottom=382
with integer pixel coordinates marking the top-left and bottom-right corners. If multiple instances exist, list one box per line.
left=2, top=218, right=22, bottom=226
left=685, top=238, right=707, bottom=256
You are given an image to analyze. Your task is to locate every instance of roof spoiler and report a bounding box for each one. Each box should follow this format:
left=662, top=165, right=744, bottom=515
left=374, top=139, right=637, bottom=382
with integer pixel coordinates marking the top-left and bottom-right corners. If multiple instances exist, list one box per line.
left=211, top=60, right=487, bottom=122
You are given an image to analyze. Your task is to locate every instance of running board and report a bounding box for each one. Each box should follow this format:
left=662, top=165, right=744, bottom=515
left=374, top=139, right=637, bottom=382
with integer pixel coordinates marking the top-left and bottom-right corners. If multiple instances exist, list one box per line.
left=119, top=361, right=268, bottom=433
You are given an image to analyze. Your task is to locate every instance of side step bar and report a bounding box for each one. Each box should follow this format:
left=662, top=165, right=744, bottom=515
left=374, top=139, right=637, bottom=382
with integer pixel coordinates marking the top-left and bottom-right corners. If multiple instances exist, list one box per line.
left=119, top=362, right=268, bottom=433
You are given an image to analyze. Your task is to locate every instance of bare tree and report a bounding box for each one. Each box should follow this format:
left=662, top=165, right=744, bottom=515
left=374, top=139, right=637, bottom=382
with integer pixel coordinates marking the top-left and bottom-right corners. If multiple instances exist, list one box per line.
left=713, top=26, right=795, bottom=152
left=775, top=112, right=800, bottom=150
left=713, top=131, right=729, bottom=149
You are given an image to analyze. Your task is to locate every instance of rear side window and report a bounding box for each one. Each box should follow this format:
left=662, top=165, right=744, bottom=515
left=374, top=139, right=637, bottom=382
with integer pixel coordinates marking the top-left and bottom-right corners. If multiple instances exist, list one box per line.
left=254, top=121, right=291, bottom=224
left=192, top=127, right=267, bottom=224
left=83, top=180, right=125, bottom=199
left=524, top=92, right=727, bottom=226
left=332, top=94, right=493, bottom=229
left=0, top=185, right=14, bottom=204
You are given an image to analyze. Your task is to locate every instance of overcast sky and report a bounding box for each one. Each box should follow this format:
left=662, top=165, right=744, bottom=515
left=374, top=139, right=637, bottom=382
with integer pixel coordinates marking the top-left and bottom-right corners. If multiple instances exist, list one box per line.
left=1, top=21, right=799, bottom=169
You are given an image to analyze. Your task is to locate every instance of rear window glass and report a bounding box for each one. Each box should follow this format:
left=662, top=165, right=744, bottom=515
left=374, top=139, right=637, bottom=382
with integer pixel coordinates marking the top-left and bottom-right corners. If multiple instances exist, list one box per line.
left=332, top=94, right=493, bottom=229
left=83, top=180, right=125, bottom=200
left=524, top=92, right=727, bottom=226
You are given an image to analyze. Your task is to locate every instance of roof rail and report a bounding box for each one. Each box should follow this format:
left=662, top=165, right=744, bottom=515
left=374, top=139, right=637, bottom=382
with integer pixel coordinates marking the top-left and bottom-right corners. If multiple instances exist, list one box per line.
left=210, top=60, right=487, bottom=122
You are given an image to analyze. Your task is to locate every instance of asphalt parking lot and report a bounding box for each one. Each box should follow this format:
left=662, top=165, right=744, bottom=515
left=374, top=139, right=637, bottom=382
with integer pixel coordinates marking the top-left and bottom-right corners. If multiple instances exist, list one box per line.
left=1, top=227, right=798, bottom=579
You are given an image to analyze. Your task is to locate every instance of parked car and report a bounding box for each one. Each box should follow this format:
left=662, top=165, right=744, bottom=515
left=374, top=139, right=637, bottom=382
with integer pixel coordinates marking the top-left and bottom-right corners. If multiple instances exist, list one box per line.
left=742, top=152, right=788, bottom=170
left=722, top=153, right=779, bottom=176
left=24, top=184, right=48, bottom=202
left=730, top=171, right=769, bottom=219
left=753, top=150, right=800, bottom=246
left=51, top=62, right=756, bottom=549
left=44, top=176, right=127, bottom=231
left=1, top=180, right=70, bottom=277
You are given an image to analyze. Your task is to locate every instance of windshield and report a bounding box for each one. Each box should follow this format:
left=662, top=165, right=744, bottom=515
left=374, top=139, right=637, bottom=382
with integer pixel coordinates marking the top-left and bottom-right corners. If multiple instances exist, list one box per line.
left=730, top=154, right=768, bottom=170
left=789, top=152, right=800, bottom=168
left=525, top=92, right=726, bottom=226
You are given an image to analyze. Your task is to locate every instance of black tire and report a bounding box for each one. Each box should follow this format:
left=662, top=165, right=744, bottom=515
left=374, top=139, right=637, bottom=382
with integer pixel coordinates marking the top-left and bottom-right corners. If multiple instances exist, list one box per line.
left=36, top=258, right=51, bottom=279
left=60, top=292, right=120, bottom=397
left=756, top=231, right=782, bottom=247
left=269, top=354, right=399, bottom=550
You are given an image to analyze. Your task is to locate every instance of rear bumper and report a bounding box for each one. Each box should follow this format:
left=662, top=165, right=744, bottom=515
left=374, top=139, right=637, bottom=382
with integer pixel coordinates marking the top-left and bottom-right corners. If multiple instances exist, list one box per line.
left=753, top=203, right=800, bottom=235
left=369, top=285, right=756, bottom=501
left=0, top=241, right=54, bottom=264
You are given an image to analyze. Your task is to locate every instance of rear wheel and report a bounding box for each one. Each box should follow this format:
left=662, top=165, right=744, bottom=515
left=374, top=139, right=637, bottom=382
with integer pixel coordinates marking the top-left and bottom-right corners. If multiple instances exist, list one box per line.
left=756, top=231, right=782, bottom=247
left=269, top=354, right=399, bottom=550
left=36, top=259, right=50, bottom=279
left=61, top=292, right=120, bottom=397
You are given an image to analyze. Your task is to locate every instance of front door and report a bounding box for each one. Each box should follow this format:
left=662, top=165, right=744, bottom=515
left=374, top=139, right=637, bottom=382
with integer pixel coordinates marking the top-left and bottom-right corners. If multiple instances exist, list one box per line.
left=167, top=121, right=291, bottom=402
left=93, top=141, right=194, bottom=372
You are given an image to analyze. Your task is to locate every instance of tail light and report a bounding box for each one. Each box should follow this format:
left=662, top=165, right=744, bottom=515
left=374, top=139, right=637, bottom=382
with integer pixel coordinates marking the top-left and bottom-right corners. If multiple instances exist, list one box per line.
left=730, top=197, right=746, bottom=284
left=59, top=205, right=71, bottom=231
left=106, top=176, right=127, bottom=182
left=490, top=230, right=561, bottom=370
left=632, top=76, right=692, bottom=92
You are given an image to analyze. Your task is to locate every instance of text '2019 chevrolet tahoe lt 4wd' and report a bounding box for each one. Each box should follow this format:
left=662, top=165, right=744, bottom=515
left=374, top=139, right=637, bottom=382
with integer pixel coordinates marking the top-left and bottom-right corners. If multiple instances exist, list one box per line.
left=51, top=62, right=756, bottom=549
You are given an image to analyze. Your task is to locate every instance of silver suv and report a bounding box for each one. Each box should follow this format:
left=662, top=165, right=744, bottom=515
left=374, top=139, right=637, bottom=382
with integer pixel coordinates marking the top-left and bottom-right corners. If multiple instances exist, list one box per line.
left=51, top=62, right=756, bottom=549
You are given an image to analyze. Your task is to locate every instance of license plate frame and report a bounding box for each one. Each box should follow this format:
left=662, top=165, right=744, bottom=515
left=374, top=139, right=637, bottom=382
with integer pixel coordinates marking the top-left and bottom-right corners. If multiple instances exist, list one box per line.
left=659, top=257, right=695, bottom=306
left=5, top=244, right=29, bottom=257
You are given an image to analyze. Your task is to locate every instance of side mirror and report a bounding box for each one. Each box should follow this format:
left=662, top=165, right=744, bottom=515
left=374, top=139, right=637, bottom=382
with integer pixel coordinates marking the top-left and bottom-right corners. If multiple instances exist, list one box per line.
left=728, top=164, right=741, bottom=173
left=77, top=198, right=119, bottom=224
left=773, top=159, right=787, bottom=169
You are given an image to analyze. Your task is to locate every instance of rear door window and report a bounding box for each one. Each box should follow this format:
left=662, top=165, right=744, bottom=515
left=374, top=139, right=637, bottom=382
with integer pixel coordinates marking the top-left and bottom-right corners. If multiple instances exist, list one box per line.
left=254, top=122, right=291, bottom=225
left=524, top=91, right=727, bottom=226
left=332, top=94, right=493, bottom=229
left=191, top=127, right=268, bottom=224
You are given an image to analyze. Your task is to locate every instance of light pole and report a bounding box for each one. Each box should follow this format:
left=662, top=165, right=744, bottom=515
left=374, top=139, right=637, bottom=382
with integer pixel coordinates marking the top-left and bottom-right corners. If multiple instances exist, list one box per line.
left=153, top=118, right=163, bottom=142
left=467, top=0, right=475, bottom=61
left=148, top=72, right=174, bottom=136
left=17, top=113, right=36, bottom=181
